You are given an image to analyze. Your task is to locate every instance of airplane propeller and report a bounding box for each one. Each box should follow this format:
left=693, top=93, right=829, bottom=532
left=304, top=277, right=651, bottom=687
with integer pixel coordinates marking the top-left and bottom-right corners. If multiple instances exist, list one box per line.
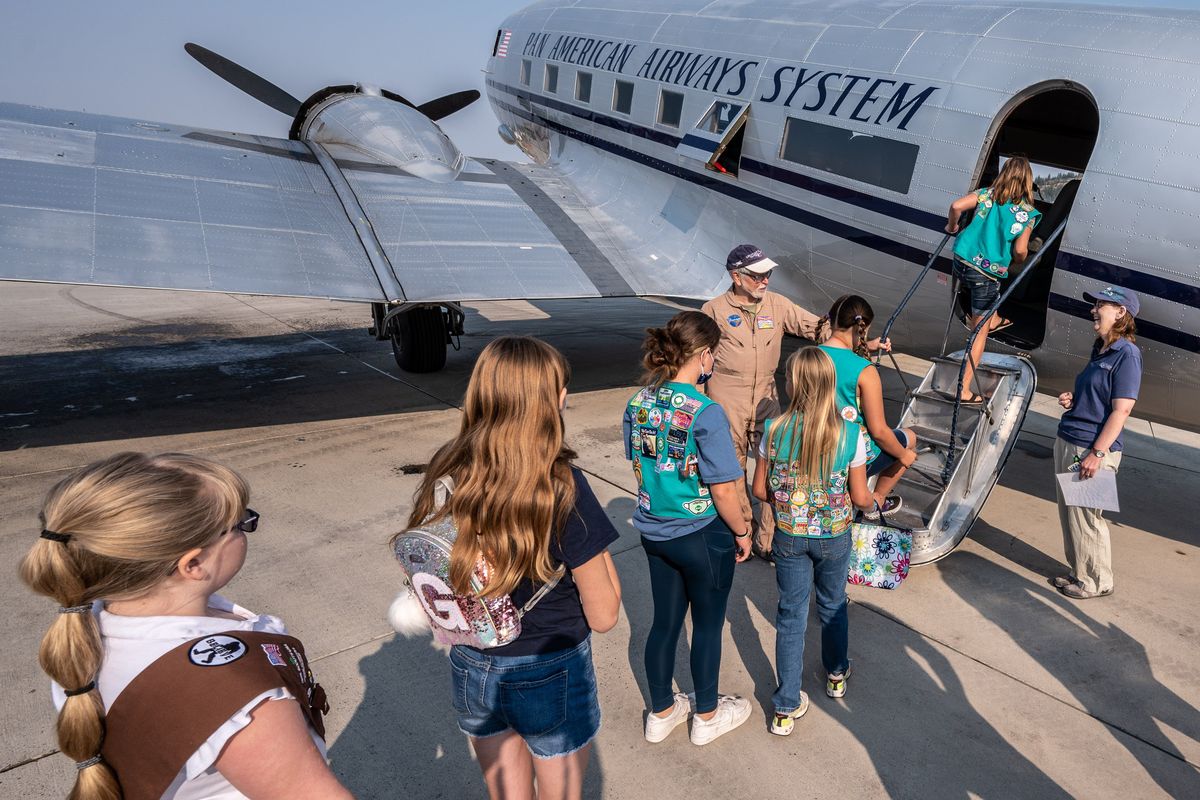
left=184, top=42, right=480, bottom=125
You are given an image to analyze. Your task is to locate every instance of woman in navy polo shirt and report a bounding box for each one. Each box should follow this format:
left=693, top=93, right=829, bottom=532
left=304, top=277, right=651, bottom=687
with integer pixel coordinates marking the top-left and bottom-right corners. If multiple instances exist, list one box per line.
left=1053, top=286, right=1142, bottom=599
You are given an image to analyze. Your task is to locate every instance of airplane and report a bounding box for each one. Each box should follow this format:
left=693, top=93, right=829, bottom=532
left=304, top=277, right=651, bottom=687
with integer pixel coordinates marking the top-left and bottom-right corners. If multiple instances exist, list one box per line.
left=2, top=0, right=1196, bottom=561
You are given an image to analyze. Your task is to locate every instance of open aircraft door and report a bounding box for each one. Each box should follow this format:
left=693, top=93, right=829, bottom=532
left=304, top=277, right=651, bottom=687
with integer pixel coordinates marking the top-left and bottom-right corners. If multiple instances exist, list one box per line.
left=676, top=100, right=749, bottom=176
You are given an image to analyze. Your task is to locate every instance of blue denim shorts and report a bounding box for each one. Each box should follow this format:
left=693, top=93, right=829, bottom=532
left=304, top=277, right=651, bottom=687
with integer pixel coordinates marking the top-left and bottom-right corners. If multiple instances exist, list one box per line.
left=866, top=428, right=910, bottom=477
left=449, top=635, right=600, bottom=759
left=955, top=260, right=1000, bottom=316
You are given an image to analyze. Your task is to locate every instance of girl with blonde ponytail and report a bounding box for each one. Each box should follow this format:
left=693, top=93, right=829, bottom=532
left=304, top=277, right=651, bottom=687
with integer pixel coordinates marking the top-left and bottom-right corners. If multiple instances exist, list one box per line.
left=751, top=347, right=872, bottom=736
left=21, top=452, right=351, bottom=800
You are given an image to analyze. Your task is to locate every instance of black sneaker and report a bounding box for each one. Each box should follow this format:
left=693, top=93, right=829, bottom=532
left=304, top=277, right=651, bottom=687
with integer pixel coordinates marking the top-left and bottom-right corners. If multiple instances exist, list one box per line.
left=864, top=496, right=903, bottom=520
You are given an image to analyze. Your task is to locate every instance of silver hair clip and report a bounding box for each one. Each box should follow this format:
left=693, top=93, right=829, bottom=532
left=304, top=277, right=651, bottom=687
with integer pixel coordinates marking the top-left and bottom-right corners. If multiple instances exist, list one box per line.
left=75, top=755, right=102, bottom=770
left=58, top=604, right=91, bottom=614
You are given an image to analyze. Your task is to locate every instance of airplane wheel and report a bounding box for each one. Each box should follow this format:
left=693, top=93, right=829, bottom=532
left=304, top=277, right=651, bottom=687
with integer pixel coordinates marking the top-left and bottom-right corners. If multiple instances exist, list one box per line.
left=390, top=306, right=448, bottom=373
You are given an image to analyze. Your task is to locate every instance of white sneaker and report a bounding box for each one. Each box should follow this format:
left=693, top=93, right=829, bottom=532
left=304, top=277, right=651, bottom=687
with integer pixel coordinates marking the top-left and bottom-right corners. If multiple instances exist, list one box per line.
left=689, top=694, right=752, bottom=746
left=644, top=692, right=691, bottom=743
left=769, top=691, right=811, bottom=736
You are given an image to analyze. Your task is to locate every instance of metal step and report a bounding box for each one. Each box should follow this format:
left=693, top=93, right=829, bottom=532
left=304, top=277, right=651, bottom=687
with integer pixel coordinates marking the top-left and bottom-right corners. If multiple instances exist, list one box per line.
left=930, top=355, right=1020, bottom=376
left=907, top=423, right=970, bottom=451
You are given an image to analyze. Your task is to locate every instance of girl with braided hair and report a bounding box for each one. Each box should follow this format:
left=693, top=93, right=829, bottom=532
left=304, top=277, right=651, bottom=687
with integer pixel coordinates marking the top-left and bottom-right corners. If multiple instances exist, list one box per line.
left=21, top=452, right=350, bottom=800
left=814, top=295, right=917, bottom=517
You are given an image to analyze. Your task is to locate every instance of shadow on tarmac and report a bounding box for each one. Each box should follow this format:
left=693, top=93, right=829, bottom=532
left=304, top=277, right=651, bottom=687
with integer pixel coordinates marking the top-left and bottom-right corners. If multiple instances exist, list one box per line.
left=947, top=528, right=1200, bottom=797
left=326, top=636, right=606, bottom=799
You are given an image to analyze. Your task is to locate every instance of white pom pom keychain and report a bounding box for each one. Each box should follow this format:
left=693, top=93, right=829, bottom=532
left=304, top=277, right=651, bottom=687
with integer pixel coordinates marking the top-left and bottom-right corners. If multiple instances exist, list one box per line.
left=387, top=582, right=433, bottom=637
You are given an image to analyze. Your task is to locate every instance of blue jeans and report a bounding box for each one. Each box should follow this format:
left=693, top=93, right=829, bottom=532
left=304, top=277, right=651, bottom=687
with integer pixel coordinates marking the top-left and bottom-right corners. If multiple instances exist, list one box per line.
left=449, top=636, right=600, bottom=758
left=866, top=428, right=911, bottom=477
left=955, top=260, right=1001, bottom=316
left=771, top=530, right=852, bottom=714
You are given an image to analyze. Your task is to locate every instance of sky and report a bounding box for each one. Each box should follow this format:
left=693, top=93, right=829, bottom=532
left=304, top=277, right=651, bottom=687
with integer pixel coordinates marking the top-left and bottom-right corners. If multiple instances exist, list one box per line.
left=0, top=0, right=530, bottom=159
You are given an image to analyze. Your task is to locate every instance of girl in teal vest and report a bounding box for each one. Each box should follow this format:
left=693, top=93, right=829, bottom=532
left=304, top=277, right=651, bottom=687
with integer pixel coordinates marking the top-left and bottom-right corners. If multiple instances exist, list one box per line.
left=752, top=347, right=873, bottom=736
left=815, top=295, right=917, bottom=518
left=624, top=311, right=752, bottom=747
left=945, top=156, right=1042, bottom=402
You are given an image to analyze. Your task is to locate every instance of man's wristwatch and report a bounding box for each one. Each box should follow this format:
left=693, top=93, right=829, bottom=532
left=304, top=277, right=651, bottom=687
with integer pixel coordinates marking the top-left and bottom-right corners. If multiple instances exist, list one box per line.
left=1091, top=449, right=1107, bottom=458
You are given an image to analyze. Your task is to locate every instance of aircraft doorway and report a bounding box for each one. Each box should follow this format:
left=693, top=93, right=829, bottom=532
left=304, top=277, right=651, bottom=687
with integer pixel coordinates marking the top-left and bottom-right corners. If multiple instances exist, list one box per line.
left=960, top=84, right=1099, bottom=349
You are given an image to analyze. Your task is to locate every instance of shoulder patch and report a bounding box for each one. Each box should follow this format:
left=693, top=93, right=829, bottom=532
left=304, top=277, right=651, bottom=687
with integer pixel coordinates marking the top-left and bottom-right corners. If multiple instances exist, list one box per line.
left=188, top=634, right=246, bottom=667
left=726, top=314, right=741, bottom=328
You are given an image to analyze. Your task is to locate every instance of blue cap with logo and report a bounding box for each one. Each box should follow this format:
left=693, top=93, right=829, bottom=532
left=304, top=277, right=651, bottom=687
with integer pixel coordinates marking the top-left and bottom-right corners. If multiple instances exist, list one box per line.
left=725, top=244, right=777, bottom=274
left=1083, top=286, right=1139, bottom=318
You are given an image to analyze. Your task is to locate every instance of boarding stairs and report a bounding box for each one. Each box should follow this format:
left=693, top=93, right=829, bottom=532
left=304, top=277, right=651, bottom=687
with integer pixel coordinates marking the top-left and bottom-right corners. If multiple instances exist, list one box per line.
left=875, top=219, right=1066, bottom=564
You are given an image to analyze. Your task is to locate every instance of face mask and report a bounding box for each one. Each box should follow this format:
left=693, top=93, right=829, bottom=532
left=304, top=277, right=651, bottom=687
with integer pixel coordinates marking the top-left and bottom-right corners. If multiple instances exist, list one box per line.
left=697, top=350, right=714, bottom=385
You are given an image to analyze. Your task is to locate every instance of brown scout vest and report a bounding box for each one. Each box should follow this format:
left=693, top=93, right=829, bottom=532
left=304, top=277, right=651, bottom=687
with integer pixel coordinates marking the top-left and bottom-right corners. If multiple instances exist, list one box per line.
left=101, top=630, right=329, bottom=800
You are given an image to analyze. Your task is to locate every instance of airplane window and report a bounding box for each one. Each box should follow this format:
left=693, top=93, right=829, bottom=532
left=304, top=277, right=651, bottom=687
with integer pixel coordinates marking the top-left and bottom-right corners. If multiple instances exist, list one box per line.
left=520, top=59, right=531, bottom=86
left=576, top=72, right=593, bottom=104
left=544, top=64, right=559, bottom=94
left=698, top=101, right=744, bottom=135
left=613, top=80, right=634, bottom=115
left=780, top=117, right=918, bottom=194
left=658, top=90, right=684, bottom=128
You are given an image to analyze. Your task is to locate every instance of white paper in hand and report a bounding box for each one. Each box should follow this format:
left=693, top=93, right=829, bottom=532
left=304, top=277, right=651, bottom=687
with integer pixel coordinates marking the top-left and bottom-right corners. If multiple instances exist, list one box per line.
left=1055, top=470, right=1119, bottom=512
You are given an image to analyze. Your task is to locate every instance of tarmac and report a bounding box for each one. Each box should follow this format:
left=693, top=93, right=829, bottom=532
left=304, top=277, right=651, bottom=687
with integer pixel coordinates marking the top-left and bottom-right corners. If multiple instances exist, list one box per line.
left=1, top=283, right=1198, bottom=799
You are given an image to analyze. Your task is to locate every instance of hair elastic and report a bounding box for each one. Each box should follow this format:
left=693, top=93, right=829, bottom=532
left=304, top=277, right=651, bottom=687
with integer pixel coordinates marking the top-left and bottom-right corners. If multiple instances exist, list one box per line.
left=59, top=604, right=92, bottom=614
left=75, top=755, right=102, bottom=770
left=64, top=681, right=95, bottom=697
left=40, top=529, right=71, bottom=543
left=853, top=314, right=864, bottom=322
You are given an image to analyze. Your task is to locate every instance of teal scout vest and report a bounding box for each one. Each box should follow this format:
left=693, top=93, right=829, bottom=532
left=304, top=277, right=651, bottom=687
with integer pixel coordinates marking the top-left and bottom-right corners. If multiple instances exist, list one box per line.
left=952, top=187, right=1042, bottom=279
left=818, top=344, right=882, bottom=464
left=762, top=414, right=858, bottom=538
left=626, top=382, right=717, bottom=519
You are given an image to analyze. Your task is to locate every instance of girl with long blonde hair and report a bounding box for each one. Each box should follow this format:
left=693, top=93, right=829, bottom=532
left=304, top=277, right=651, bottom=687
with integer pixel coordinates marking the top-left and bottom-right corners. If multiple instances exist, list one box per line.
left=945, top=155, right=1043, bottom=402
left=21, top=452, right=350, bottom=800
left=405, top=336, right=621, bottom=799
left=752, top=347, right=872, bottom=736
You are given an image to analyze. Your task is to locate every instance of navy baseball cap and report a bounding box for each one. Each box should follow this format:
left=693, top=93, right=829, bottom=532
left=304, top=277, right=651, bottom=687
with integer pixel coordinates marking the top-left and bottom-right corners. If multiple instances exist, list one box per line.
left=725, top=244, right=777, bottom=274
left=1083, top=286, right=1139, bottom=317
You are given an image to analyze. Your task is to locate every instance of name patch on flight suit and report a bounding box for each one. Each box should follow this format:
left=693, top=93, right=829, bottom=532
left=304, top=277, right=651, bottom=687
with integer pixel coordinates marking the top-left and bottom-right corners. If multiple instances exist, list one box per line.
left=756, top=315, right=774, bottom=330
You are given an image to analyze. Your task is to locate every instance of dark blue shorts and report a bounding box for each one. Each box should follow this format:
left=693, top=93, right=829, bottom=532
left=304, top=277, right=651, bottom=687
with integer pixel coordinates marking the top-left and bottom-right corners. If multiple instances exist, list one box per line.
left=867, top=428, right=911, bottom=477
left=955, top=261, right=1001, bottom=316
left=449, top=635, right=600, bottom=758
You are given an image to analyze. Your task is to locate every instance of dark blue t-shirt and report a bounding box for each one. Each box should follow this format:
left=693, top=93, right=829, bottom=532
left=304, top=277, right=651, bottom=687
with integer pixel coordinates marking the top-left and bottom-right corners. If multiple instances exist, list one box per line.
left=465, top=467, right=619, bottom=657
left=622, top=402, right=743, bottom=541
left=1057, top=338, right=1142, bottom=452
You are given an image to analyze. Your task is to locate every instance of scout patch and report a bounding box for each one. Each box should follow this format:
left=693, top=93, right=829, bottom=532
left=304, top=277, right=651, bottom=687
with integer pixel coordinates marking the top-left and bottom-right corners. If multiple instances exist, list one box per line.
left=684, top=454, right=699, bottom=478
left=640, top=429, right=657, bottom=457
left=655, top=387, right=674, bottom=407
left=698, top=484, right=709, bottom=497
left=670, top=393, right=686, bottom=408
left=680, top=397, right=702, bottom=414
left=188, top=635, right=246, bottom=667
left=666, top=443, right=686, bottom=460
left=666, top=427, right=688, bottom=446
left=682, top=498, right=713, bottom=515
left=756, top=315, right=774, bottom=330
left=648, top=408, right=663, bottom=428
left=773, top=489, right=790, bottom=504
left=636, top=407, right=649, bottom=425
left=630, top=431, right=641, bottom=452
left=671, top=410, right=694, bottom=428
left=656, top=459, right=676, bottom=473
left=776, top=515, right=794, bottom=533
left=726, top=314, right=741, bottom=328
left=638, top=490, right=652, bottom=511
left=261, top=643, right=287, bottom=667
left=632, top=458, right=643, bottom=483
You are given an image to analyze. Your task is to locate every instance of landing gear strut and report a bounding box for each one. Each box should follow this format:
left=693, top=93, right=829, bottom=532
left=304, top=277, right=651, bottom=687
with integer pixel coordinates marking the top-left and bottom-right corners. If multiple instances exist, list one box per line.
left=369, top=303, right=464, bottom=373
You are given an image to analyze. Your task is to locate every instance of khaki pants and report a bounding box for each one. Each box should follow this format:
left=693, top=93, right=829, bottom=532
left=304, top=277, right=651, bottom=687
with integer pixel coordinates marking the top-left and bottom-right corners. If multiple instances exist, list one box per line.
left=728, top=415, right=775, bottom=553
left=1054, top=437, right=1122, bottom=593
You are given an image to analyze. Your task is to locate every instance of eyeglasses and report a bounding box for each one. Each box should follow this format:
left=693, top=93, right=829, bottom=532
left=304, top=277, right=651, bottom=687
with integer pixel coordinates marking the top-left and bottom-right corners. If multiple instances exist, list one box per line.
left=231, top=509, right=260, bottom=534
left=736, top=268, right=772, bottom=282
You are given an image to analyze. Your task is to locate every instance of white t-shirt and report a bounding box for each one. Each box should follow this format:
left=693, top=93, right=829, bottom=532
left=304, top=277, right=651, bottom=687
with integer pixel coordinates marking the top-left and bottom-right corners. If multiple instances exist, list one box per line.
left=758, top=426, right=869, bottom=467
left=51, top=595, right=325, bottom=800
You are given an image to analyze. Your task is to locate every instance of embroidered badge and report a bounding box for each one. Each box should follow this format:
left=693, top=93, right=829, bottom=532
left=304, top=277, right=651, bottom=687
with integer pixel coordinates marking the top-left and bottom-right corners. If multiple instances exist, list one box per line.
left=637, top=490, right=652, bottom=511
left=648, top=408, right=663, bottom=428
left=189, top=635, right=246, bottom=667
left=774, top=490, right=790, bottom=504
left=682, top=498, right=713, bottom=515
left=684, top=453, right=700, bottom=478
left=666, top=426, right=688, bottom=446
left=1015, top=210, right=1029, bottom=223
left=670, top=393, right=686, bottom=408
left=680, top=398, right=702, bottom=414
left=672, top=410, right=694, bottom=428
left=640, top=430, right=657, bottom=457
left=656, top=459, right=677, bottom=473
left=726, top=314, right=741, bottom=328
left=666, top=443, right=686, bottom=460
left=261, top=643, right=287, bottom=667
left=698, top=484, right=709, bottom=497
left=1010, top=222, right=1022, bottom=235
left=840, top=405, right=858, bottom=422
left=756, top=315, right=774, bottom=330
left=655, top=387, right=674, bottom=407
left=636, top=408, right=649, bottom=425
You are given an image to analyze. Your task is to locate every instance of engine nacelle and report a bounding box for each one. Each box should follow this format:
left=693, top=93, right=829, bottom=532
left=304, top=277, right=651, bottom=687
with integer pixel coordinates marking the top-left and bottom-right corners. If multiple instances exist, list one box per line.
left=299, top=89, right=465, bottom=183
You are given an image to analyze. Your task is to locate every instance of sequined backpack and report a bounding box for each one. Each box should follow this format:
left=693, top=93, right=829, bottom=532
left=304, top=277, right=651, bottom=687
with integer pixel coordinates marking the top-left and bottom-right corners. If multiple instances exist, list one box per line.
left=391, top=477, right=565, bottom=649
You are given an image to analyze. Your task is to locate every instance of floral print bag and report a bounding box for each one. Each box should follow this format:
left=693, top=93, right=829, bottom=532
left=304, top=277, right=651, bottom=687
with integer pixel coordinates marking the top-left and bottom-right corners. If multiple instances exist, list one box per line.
left=847, top=511, right=912, bottom=590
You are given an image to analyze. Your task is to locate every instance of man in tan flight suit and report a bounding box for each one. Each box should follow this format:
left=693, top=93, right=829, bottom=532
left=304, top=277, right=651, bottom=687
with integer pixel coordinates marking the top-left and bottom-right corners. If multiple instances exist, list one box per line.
left=702, top=244, right=823, bottom=560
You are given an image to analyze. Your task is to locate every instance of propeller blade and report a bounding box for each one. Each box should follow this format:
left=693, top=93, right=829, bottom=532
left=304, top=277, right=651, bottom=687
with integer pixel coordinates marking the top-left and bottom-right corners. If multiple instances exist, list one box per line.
left=185, top=43, right=303, bottom=118
left=416, top=90, right=481, bottom=121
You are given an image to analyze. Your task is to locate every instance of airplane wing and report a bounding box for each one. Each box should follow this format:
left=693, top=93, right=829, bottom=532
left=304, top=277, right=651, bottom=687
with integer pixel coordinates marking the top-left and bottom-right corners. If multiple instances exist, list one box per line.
left=0, top=103, right=649, bottom=304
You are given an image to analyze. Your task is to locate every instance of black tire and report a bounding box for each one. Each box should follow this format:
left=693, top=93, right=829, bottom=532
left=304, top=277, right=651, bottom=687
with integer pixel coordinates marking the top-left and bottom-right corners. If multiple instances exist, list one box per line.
left=390, top=306, right=448, bottom=373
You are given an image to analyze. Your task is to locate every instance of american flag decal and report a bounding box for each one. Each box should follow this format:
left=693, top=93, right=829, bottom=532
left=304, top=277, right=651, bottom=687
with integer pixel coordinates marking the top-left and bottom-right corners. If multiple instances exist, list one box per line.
left=497, top=30, right=512, bottom=57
